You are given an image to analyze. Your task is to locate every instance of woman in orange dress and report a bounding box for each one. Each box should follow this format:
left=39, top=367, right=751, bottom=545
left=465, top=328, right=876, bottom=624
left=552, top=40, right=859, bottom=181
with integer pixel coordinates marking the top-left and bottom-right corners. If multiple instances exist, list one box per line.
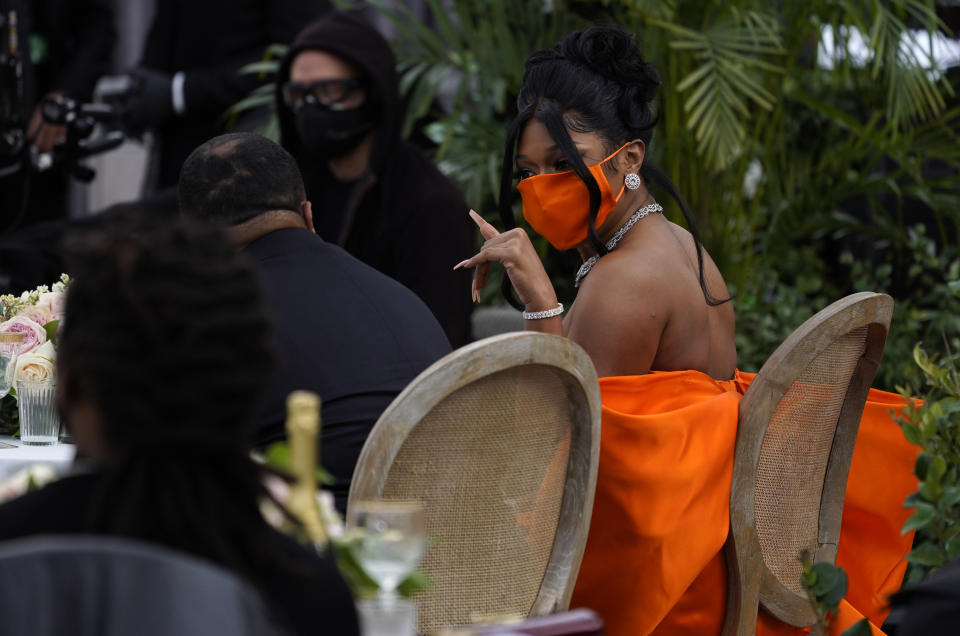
left=456, top=26, right=916, bottom=636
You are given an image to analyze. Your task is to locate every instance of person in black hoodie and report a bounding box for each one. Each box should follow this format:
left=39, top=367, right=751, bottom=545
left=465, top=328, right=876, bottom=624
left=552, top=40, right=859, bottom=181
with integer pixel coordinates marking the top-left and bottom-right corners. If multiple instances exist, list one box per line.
left=275, top=11, right=475, bottom=347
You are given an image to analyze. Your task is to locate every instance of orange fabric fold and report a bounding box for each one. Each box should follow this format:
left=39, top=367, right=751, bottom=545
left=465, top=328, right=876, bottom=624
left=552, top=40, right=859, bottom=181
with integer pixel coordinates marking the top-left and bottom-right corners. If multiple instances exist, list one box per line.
left=570, top=370, right=918, bottom=636
left=835, top=390, right=919, bottom=628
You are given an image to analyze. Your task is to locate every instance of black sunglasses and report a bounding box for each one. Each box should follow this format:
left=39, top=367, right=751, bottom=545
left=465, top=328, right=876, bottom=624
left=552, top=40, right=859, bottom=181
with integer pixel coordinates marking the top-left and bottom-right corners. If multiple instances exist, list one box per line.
left=282, top=78, right=367, bottom=111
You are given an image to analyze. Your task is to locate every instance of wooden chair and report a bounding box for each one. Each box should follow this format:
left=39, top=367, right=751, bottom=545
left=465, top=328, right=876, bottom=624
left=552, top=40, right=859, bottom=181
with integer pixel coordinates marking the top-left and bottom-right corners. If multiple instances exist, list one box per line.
left=348, top=332, right=602, bottom=635
left=724, top=292, right=894, bottom=635
left=448, top=608, right=604, bottom=635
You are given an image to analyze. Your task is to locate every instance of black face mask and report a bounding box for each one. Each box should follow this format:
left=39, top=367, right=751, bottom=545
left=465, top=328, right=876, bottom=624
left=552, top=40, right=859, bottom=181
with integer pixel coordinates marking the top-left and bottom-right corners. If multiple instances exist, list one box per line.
left=294, top=101, right=378, bottom=161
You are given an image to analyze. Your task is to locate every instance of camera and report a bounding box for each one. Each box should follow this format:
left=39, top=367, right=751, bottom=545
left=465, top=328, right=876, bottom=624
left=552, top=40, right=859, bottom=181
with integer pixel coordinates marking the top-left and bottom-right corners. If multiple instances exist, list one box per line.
left=30, top=95, right=125, bottom=182
left=0, top=8, right=124, bottom=183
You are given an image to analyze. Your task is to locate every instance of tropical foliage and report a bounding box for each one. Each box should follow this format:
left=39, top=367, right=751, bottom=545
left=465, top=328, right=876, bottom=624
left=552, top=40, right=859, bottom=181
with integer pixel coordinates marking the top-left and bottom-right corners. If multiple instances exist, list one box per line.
left=801, top=552, right=871, bottom=636
left=897, top=281, right=960, bottom=583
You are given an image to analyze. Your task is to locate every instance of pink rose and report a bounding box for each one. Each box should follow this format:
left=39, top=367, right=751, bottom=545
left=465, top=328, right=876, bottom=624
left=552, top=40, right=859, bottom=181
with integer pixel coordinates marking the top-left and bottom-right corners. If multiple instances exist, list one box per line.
left=36, top=292, right=66, bottom=322
left=0, top=315, right=47, bottom=354
left=18, top=304, right=53, bottom=326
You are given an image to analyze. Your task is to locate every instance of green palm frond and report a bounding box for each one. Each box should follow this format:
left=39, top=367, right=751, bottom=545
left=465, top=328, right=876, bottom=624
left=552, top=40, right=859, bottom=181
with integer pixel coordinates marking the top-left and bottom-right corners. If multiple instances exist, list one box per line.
left=833, top=0, right=955, bottom=129
left=655, top=9, right=784, bottom=171
left=426, top=112, right=507, bottom=208
left=223, top=83, right=276, bottom=119
left=601, top=0, right=677, bottom=21
left=887, top=28, right=953, bottom=125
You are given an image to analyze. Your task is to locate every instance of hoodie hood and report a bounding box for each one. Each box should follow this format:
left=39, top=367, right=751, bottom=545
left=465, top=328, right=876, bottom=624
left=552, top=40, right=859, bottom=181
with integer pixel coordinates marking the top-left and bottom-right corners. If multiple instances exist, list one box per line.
left=276, top=11, right=401, bottom=176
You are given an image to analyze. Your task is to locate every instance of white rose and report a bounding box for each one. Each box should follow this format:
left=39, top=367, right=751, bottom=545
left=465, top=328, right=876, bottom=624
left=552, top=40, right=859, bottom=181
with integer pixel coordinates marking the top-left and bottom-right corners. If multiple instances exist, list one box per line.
left=14, top=340, right=56, bottom=382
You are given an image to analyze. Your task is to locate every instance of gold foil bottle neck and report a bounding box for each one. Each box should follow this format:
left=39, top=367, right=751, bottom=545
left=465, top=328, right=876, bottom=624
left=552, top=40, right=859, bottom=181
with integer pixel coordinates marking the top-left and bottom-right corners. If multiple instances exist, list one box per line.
left=283, top=390, right=328, bottom=547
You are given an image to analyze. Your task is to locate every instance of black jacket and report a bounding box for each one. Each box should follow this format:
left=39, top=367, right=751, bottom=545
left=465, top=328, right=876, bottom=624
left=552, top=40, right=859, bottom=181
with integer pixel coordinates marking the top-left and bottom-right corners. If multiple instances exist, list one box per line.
left=276, top=12, right=475, bottom=347
left=246, top=227, right=451, bottom=509
left=141, top=0, right=331, bottom=188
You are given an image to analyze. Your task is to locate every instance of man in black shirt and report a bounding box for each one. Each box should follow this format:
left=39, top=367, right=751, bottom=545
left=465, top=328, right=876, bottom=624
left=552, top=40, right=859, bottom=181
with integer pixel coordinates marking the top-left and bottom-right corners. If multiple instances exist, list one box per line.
left=179, top=132, right=452, bottom=509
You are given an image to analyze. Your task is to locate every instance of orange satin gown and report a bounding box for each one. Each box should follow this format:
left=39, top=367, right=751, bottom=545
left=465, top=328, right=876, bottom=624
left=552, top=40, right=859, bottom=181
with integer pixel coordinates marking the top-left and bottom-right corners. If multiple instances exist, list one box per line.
left=570, top=370, right=918, bottom=636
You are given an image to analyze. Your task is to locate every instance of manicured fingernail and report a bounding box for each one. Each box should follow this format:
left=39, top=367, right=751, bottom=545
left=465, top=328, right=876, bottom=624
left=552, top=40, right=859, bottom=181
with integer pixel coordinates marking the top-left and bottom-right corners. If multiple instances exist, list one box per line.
left=454, top=260, right=469, bottom=270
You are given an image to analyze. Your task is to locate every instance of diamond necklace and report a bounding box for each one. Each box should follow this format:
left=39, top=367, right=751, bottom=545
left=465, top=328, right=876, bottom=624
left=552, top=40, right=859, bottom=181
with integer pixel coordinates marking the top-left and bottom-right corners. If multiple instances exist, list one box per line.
left=574, top=202, right=663, bottom=288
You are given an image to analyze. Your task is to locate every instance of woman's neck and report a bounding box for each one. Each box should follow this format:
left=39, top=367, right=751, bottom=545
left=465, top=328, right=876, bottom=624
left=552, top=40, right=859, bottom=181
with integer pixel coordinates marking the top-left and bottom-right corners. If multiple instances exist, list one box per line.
left=576, top=187, right=655, bottom=261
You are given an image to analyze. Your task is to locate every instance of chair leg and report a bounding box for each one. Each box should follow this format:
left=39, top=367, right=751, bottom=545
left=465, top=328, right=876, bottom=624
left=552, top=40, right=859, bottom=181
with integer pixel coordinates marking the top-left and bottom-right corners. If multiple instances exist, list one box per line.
left=722, top=536, right=761, bottom=636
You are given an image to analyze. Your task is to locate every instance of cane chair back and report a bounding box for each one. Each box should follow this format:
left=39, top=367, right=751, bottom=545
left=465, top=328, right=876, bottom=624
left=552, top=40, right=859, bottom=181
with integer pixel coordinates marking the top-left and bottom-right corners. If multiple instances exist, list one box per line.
left=348, top=332, right=602, bottom=635
left=724, top=292, right=894, bottom=634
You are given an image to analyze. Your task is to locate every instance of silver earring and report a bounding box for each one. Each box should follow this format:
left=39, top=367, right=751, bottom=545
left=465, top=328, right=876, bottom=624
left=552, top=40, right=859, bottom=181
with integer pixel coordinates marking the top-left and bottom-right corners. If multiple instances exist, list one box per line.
left=624, top=173, right=641, bottom=190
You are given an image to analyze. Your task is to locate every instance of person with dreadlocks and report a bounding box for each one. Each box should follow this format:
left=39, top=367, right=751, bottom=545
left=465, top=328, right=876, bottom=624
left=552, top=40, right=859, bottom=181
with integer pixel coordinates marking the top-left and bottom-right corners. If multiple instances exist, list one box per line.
left=0, top=216, right=360, bottom=635
left=455, top=27, right=917, bottom=636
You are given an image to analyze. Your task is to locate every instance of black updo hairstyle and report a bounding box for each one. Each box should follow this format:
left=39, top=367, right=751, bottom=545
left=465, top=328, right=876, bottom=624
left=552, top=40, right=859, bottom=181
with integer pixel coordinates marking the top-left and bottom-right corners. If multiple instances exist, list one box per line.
left=499, top=26, right=728, bottom=307
left=58, top=215, right=298, bottom=582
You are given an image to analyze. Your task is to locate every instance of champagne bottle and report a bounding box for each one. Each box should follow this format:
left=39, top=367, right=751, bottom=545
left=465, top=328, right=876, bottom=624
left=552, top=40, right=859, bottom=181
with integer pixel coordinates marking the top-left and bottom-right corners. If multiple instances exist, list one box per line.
left=284, top=390, right=329, bottom=548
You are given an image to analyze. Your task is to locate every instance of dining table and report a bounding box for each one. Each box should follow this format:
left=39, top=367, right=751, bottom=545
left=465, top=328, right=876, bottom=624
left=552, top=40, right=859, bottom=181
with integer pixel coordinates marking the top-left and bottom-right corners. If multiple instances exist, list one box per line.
left=0, top=436, right=75, bottom=483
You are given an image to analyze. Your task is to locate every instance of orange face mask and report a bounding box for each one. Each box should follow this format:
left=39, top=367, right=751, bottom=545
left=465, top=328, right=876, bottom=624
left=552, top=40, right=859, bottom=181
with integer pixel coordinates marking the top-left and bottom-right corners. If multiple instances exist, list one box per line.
left=518, top=144, right=629, bottom=250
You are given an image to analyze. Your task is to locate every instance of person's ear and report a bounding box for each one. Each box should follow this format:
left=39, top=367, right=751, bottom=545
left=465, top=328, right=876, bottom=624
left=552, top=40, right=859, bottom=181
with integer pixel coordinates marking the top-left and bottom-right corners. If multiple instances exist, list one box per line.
left=621, top=139, right=646, bottom=174
left=300, top=200, right=315, bottom=233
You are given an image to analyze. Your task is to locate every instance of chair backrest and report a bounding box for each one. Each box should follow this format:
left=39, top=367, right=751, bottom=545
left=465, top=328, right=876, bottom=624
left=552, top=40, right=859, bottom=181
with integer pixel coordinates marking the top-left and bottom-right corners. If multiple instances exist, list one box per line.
left=0, top=535, right=287, bottom=636
left=724, top=292, right=894, bottom=634
left=348, top=332, right=602, bottom=635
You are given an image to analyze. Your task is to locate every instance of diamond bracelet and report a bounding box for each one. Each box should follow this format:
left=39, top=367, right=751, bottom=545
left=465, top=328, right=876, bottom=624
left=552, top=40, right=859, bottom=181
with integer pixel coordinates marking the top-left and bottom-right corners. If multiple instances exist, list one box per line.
left=522, top=303, right=564, bottom=320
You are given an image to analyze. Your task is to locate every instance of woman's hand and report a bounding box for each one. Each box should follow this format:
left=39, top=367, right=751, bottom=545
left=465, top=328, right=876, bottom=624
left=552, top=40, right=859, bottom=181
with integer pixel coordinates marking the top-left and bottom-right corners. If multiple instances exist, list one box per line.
left=454, top=210, right=558, bottom=313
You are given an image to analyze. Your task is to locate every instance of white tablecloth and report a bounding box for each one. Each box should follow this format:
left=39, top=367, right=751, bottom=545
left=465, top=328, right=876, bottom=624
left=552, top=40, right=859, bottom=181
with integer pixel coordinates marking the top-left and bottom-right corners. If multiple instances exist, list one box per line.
left=0, top=436, right=75, bottom=481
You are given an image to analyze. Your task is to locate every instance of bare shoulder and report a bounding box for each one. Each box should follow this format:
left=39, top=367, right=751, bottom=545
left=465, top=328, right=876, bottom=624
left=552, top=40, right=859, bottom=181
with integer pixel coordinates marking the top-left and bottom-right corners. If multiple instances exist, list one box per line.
left=565, top=248, right=670, bottom=377
left=563, top=214, right=735, bottom=377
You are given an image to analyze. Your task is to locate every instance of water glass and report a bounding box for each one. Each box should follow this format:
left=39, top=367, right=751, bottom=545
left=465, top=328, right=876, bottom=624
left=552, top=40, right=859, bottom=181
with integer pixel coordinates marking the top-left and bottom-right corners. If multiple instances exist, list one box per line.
left=17, top=379, right=60, bottom=446
left=347, top=500, right=427, bottom=602
left=356, top=598, right=417, bottom=636
left=0, top=333, right=24, bottom=399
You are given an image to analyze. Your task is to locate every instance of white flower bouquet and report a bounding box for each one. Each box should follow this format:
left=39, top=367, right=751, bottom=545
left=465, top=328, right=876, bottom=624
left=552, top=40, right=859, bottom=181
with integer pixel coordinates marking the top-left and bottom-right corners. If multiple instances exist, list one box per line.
left=0, top=275, right=70, bottom=434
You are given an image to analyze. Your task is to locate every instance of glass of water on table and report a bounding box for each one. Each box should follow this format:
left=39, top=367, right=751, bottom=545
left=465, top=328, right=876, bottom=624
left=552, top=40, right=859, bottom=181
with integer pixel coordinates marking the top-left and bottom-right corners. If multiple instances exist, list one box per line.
left=348, top=500, right=426, bottom=635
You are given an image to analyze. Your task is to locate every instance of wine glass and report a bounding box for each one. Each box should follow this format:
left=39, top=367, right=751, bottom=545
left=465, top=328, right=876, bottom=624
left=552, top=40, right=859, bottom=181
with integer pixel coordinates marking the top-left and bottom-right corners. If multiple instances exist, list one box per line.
left=348, top=500, right=427, bottom=606
left=0, top=333, right=24, bottom=399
